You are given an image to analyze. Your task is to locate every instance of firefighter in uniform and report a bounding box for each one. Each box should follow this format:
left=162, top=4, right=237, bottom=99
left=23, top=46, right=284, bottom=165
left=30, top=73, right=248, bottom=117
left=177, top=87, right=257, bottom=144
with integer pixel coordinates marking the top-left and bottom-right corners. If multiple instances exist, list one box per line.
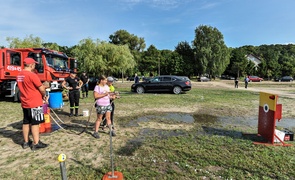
left=62, top=71, right=83, bottom=117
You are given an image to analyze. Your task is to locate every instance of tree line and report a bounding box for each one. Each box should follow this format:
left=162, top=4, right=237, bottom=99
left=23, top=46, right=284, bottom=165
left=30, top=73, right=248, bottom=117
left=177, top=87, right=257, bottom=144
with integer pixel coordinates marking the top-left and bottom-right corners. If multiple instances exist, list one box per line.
left=3, top=25, right=295, bottom=79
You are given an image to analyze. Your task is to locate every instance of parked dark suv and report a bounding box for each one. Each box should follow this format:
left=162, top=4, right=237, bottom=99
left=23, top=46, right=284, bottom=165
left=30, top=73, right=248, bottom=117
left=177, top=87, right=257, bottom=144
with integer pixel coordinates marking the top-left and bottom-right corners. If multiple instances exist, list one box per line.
left=131, top=75, right=191, bottom=94
left=274, top=76, right=293, bottom=82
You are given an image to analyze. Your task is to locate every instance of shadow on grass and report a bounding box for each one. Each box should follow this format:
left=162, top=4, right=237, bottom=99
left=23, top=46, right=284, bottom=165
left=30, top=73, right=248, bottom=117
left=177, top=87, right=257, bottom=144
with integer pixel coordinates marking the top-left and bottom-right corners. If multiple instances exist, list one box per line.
left=0, top=120, right=24, bottom=146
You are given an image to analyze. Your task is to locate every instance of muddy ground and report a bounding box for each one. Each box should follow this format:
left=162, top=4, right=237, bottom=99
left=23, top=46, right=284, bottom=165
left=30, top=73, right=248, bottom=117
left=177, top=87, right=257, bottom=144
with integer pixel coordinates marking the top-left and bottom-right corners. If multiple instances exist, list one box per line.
left=0, top=80, right=294, bottom=179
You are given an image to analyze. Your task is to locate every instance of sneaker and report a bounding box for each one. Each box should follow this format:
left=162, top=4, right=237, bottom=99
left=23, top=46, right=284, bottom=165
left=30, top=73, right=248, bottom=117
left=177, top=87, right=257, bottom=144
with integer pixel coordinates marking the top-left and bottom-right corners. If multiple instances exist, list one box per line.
left=31, top=141, right=48, bottom=151
left=22, top=140, right=32, bottom=149
left=69, top=113, right=74, bottom=117
left=111, top=131, right=116, bottom=137
left=75, top=114, right=78, bottom=117
left=93, top=132, right=100, bottom=139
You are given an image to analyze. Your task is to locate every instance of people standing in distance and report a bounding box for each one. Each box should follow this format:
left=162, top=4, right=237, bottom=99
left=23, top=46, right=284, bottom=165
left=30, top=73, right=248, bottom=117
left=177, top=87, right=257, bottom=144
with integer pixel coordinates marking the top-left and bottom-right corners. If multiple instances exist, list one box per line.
left=62, top=71, right=83, bottom=117
left=17, top=57, right=49, bottom=151
left=80, top=71, right=89, bottom=98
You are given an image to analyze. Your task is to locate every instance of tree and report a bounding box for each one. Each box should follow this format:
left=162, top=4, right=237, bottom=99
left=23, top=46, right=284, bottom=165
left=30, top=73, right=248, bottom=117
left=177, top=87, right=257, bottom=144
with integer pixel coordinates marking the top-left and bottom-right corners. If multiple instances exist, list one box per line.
left=175, top=41, right=196, bottom=77
left=245, top=61, right=257, bottom=76
left=97, top=42, right=136, bottom=77
left=6, top=34, right=43, bottom=48
left=159, top=50, right=183, bottom=75
left=109, top=30, right=146, bottom=75
left=141, top=45, right=160, bottom=76
left=228, top=48, right=248, bottom=77
left=109, top=29, right=146, bottom=52
left=193, top=25, right=230, bottom=77
left=72, top=38, right=135, bottom=77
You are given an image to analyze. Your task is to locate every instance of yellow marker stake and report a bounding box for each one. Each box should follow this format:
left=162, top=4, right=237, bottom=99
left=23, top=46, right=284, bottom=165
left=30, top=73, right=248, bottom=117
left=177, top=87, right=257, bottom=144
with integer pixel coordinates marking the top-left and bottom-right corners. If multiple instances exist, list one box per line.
left=58, top=154, right=67, bottom=180
left=58, top=153, right=67, bottom=162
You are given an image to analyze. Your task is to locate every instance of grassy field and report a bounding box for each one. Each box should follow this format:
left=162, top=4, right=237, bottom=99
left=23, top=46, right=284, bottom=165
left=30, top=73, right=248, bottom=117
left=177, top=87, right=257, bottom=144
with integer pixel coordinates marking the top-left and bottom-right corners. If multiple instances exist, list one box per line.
left=0, top=81, right=295, bottom=179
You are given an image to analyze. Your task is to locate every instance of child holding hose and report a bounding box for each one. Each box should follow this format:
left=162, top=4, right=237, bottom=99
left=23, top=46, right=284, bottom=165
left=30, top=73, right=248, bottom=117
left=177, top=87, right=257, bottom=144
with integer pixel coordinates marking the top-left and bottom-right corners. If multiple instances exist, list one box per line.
left=93, top=75, right=116, bottom=138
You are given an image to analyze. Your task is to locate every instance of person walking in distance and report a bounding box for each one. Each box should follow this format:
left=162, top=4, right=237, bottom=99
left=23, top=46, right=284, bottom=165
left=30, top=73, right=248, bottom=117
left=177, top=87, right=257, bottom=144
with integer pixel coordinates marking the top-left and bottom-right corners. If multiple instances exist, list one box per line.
left=134, top=73, right=140, bottom=83
left=80, top=71, right=89, bottom=98
left=16, top=57, right=48, bottom=151
left=93, top=75, right=116, bottom=138
left=62, top=71, right=83, bottom=117
left=234, top=76, right=239, bottom=88
left=244, top=76, right=249, bottom=89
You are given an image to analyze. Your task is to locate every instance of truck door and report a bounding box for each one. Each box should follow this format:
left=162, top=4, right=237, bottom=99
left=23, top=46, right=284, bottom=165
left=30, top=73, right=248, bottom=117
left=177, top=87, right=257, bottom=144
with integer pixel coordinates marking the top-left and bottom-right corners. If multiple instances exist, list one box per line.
left=27, top=52, right=45, bottom=80
left=4, top=50, right=22, bottom=78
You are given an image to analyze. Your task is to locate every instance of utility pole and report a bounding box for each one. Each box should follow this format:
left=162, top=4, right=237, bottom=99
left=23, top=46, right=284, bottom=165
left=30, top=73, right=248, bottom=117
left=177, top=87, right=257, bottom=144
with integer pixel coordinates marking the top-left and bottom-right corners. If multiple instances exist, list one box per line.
left=158, top=58, right=160, bottom=76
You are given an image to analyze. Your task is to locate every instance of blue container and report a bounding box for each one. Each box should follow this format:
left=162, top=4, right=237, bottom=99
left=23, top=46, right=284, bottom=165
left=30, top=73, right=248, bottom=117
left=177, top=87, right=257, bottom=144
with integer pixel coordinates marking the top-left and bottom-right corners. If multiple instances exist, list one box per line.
left=49, top=92, right=63, bottom=109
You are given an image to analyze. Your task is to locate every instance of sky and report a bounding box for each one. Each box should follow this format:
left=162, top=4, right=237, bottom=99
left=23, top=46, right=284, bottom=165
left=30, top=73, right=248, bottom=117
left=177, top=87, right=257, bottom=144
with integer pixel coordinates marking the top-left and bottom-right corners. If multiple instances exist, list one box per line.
left=1, top=0, right=295, bottom=50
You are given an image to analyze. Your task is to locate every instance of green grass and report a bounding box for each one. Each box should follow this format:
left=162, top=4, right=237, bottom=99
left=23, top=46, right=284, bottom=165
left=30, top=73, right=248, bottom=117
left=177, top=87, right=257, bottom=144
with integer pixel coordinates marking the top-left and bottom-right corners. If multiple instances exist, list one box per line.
left=0, top=82, right=295, bottom=179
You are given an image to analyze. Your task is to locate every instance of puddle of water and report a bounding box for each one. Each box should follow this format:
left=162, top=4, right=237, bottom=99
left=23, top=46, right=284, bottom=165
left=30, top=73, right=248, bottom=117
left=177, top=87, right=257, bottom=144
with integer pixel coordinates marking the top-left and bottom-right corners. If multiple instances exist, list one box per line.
left=126, top=112, right=295, bottom=132
left=124, top=113, right=295, bottom=143
left=164, top=113, right=194, bottom=123
left=218, top=116, right=295, bottom=130
left=125, top=113, right=195, bottom=127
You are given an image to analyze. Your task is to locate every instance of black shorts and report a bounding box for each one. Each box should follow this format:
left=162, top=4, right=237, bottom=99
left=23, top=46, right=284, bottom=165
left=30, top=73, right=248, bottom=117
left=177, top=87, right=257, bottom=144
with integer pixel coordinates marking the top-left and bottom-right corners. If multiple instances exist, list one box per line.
left=23, top=106, right=45, bottom=125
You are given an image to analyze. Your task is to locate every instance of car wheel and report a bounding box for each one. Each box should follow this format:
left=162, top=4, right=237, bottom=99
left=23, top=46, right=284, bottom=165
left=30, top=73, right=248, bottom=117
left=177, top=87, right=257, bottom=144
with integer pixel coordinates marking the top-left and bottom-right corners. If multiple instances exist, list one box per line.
left=136, top=86, right=145, bottom=94
left=173, top=86, right=182, bottom=94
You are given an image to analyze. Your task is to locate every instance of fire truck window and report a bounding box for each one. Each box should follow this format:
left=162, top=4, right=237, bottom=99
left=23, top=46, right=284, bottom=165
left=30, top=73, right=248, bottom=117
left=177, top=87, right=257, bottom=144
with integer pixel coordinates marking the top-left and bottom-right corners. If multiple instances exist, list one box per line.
left=35, top=58, right=44, bottom=73
left=11, top=54, right=21, bottom=66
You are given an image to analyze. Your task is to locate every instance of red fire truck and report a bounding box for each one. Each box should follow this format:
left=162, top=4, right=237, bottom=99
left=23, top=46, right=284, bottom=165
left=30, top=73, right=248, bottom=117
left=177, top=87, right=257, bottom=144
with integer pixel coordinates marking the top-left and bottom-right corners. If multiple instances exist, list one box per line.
left=0, top=48, right=77, bottom=101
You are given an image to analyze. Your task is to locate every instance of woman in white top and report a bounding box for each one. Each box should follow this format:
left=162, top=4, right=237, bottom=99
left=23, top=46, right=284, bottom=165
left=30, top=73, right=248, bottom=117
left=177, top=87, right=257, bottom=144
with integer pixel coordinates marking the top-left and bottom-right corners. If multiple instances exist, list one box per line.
left=93, top=75, right=116, bottom=138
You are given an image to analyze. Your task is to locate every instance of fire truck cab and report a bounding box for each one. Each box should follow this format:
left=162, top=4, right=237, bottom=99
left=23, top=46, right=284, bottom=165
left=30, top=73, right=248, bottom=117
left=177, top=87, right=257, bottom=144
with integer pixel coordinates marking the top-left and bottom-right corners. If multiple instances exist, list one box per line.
left=0, top=48, right=77, bottom=101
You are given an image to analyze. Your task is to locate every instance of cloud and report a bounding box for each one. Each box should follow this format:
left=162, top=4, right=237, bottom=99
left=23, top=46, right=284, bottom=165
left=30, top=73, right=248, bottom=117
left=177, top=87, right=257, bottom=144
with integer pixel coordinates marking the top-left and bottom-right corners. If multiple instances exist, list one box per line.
left=118, top=0, right=193, bottom=10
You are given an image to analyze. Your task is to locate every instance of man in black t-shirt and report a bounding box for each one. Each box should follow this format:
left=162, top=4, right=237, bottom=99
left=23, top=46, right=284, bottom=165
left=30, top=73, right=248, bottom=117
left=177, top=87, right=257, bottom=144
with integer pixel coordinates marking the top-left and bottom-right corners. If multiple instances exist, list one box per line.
left=62, top=71, right=83, bottom=117
left=80, top=71, right=89, bottom=98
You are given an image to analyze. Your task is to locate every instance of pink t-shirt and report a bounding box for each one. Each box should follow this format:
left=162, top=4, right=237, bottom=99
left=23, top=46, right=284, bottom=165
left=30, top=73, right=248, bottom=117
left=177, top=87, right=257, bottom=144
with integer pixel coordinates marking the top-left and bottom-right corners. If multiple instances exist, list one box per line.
left=94, top=85, right=111, bottom=106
